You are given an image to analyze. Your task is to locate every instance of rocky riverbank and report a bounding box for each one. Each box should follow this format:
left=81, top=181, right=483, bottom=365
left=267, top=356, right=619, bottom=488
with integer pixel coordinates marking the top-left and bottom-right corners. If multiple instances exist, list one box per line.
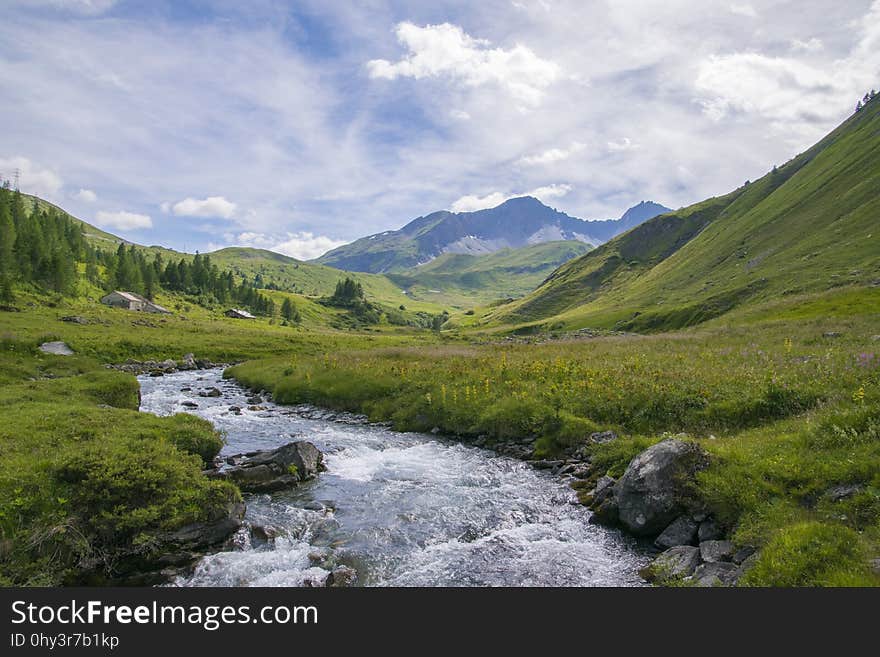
left=109, top=352, right=224, bottom=376
left=218, top=381, right=752, bottom=587
left=93, top=437, right=347, bottom=586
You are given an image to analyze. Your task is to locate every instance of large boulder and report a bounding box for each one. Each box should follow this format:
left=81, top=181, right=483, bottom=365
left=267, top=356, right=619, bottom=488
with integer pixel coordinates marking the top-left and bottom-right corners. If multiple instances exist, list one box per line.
left=217, top=441, right=325, bottom=493
left=613, top=439, right=708, bottom=536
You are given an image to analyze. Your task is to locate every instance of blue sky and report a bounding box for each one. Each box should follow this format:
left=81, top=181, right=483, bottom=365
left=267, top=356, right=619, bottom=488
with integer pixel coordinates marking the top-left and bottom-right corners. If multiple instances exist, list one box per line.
left=2, top=0, right=878, bottom=258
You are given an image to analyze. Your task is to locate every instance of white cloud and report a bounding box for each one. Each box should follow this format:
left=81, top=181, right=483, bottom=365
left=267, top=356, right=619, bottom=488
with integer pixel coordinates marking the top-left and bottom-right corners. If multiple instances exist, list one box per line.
left=518, top=141, right=585, bottom=166
left=367, top=22, right=561, bottom=105
left=229, top=230, right=348, bottom=260
left=0, top=156, right=63, bottom=199
left=451, top=183, right=571, bottom=212
left=159, top=202, right=171, bottom=214
left=450, top=109, right=471, bottom=120
left=451, top=192, right=510, bottom=213
left=171, top=196, right=237, bottom=219
left=790, top=37, right=824, bottom=52
left=73, top=188, right=97, bottom=202
left=729, top=4, right=758, bottom=18
left=696, top=1, right=880, bottom=129
left=95, top=210, right=152, bottom=230
left=607, top=137, right=638, bottom=153
left=272, top=232, right=349, bottom=260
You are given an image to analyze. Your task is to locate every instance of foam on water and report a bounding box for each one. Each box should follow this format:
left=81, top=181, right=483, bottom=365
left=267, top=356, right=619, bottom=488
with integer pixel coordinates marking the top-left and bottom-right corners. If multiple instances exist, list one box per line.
left=139, top=368, right=649, bottom=587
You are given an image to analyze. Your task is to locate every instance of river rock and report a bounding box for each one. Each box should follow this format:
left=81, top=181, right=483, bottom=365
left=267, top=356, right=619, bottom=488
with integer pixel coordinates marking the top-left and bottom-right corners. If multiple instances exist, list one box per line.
left=181, top=401, right=198, bottom=408
left=326, top=565, right=357, bottom=587
left=217, top=441, right=326, bottom=493
left=641, top=545, right=701, bottom=583
left=180, top=353, right=197, bottom=370
left=39, top=341, right=75, bottom=356
left=200, top=387, right=222, bottom=398
left=654, top=515, right=699, bottom=550
left=690, top=561, right=739, bottom=587
left=613, top=439, right=709, bottom=536
left=699, top=539, right=735, bottom=563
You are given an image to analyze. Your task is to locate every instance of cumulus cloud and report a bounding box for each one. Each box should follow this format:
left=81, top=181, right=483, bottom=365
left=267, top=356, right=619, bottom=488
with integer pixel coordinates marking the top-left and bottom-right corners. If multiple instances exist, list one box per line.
left=695, top=0, right=880, bottom=128
left=95, top=210, right=152, bottom=230
left=0, top=156, right=63, bottom=199
left=171, top=196, right=237, bottom=219
left=451, top=183, right=571, bottom=212
left=272, top=232, right=349, bottom=260
left=367, top=22, right=561, bottom=105
left=518, top=142, right=585, bottom=166
left=73, top=188, right=97, bottom=202
left=230, top=230, right=348, bottom=260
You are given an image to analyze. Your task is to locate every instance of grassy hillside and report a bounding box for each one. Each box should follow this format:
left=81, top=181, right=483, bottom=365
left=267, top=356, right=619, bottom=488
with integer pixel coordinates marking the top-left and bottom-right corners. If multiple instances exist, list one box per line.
left=493, top=95, right=880, bottom=332
left=387, top=241, right=592, bottom=307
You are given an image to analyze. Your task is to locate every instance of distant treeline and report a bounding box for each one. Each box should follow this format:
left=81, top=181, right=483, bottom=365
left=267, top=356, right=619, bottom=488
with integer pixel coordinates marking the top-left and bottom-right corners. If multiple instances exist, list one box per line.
left=0, top=185, right=275, bottom=315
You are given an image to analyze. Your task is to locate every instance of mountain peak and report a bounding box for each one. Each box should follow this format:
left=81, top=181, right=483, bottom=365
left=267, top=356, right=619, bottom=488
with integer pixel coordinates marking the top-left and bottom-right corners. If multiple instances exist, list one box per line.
left=317, top=195, right=669, bottom=273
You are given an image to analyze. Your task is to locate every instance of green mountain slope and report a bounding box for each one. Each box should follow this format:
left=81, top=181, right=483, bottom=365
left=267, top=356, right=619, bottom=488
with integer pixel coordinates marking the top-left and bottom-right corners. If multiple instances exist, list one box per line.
left=494, top=94, right=880, bottom=332
left=387, top=241, right=592, bottom=306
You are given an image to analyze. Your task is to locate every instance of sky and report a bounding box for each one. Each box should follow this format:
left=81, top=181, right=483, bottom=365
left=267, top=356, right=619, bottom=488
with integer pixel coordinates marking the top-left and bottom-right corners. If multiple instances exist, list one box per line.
left=2, top=0, right=878, bottom=259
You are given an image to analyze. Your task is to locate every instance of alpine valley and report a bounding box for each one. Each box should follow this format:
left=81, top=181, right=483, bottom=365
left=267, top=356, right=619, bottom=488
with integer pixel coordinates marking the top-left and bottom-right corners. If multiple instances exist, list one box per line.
left=1, top=46, right=879, bottom=592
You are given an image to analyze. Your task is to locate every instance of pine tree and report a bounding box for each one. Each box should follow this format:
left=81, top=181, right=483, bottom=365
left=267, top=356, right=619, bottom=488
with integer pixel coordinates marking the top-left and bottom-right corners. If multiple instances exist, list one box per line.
left=281, top=297, right=300, bottom=323
left=0, top=193, right=15, bottom=277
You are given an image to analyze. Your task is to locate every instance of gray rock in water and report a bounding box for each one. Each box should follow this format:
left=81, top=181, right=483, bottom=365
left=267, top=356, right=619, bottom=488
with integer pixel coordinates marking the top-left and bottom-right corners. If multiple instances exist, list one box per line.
left=39, top=341, right=75, bottom=356
left=181, top=401, right=198, bottom=408
left=217, top=441, right=326, bottom=493
left=180, top=353, right=196, bottom=370
left=698, top=518, right=723, bottom=542
left=700, top=539, right=734, bottom=563
left=326, top=565, right=357, bottom=587
left=642, top=546, right=701, bottom=583
left=655, top=515, right=699, bottom=550
left=613, top=439, right=709, bottom=536
left=200, top=387, right=222, bottom=397
left=690, top=561, right=739, bottom=587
